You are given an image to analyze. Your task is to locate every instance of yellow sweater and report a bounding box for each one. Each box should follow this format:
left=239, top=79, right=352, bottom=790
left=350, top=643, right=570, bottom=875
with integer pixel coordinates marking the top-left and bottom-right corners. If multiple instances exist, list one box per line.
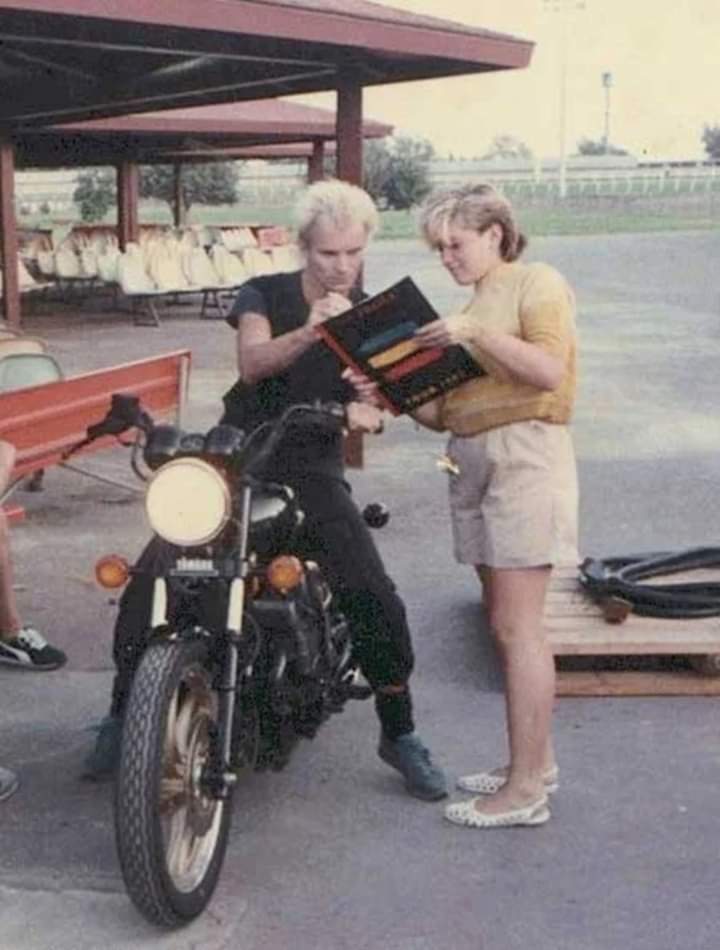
left=438, top=261, right=577, bottom=436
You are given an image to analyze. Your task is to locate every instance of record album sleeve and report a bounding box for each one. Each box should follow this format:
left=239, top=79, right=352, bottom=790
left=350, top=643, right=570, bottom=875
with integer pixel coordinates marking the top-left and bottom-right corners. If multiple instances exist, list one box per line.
left=316, top=276, right=484, bottom=415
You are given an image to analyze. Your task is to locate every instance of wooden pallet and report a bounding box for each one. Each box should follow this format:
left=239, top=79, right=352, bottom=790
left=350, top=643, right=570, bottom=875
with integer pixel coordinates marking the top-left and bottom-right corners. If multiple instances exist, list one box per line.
left=546, top=566, right=720, bottom=696
left=555, top=669, right=720, bottom=697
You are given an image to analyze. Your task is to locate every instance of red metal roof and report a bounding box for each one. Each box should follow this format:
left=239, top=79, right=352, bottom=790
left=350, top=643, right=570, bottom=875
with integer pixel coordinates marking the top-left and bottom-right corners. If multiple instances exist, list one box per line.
left=0, top=1, right=533, bottom=126
left=14, top=98, right=393, bottom=167
left=230, top=0, right=516, bottom=36
left=59, top=100, right=393, bottom=140
left=243, top=0, right=516, bottom=41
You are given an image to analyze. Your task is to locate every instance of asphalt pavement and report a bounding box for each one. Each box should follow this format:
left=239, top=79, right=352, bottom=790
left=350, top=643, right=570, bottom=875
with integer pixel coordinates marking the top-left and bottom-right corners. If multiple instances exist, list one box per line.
left=1, top=229, right=720, bottom=950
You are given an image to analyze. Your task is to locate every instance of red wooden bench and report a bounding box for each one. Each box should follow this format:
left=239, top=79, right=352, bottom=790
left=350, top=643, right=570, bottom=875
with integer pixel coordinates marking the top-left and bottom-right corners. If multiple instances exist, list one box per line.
left=0, top=349, right=190, bottom=516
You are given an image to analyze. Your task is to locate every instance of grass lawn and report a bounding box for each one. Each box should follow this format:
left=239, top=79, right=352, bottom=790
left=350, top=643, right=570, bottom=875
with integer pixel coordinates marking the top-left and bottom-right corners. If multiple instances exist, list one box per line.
left=376, top=205, right=720, bottom=239
left=19, top=198, right=720, bottom=240
left=515, top=207, right=720, bottom=237
left=129, top=201, right=720, bottom=239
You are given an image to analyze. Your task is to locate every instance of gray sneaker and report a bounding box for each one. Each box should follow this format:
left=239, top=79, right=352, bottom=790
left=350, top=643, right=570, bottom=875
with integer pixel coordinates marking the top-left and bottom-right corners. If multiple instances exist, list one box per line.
left=378, top=732, right=448, bottom=801
left=0, top=766, right=19, bottom=803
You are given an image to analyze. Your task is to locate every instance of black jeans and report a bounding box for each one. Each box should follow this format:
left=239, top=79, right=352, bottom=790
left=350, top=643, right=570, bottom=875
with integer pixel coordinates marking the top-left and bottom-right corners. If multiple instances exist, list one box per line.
left=109, top=473, right=415, bottom=740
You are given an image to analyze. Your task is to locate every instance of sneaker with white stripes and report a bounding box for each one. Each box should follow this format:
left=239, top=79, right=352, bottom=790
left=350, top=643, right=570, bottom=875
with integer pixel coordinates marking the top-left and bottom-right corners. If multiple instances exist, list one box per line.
left=0, top=626, right=67, bottom=671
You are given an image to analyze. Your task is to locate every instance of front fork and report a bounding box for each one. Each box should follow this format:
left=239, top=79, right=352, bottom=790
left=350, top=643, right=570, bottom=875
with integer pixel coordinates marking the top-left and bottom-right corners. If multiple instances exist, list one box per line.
left=149, top=486, right=253, bottom=799
left=215, top=575, right=245, bottom=796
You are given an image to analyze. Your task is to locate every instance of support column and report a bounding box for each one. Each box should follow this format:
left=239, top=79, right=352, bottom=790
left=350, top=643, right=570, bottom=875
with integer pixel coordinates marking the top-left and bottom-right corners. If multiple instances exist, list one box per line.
left=336, top=79, right=363, bottom=185
left=0, top=141, right=20, bottom=330
left=336, top=79, right=365, bottom=467
left=307, top=141, right=325, bottom=183
left=172, top=163, right=184, bottom=228
left=117, top=160, right=140, bottom=251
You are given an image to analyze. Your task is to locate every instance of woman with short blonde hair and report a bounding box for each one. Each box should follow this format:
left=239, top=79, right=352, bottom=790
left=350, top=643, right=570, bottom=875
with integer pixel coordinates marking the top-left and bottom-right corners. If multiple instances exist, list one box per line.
left=420, top=183, right=526, bottom=262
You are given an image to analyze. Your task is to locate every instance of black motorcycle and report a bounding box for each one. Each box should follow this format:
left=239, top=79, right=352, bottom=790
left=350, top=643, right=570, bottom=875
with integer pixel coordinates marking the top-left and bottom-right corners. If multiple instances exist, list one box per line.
left=75, top=394, right=382, bottom=927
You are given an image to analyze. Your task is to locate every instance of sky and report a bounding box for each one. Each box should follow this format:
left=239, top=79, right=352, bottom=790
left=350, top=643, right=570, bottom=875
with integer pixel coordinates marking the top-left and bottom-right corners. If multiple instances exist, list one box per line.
left=296, top=0, right=720, bottom=161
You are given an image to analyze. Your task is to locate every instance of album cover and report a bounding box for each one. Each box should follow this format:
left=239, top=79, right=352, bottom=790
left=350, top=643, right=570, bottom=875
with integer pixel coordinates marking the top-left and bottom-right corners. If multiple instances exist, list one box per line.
left=316, top=277, right=483, bottom=415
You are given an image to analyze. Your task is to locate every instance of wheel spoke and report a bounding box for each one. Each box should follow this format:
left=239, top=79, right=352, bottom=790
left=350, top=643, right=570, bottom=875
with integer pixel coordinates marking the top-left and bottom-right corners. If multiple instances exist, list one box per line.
left=176, top=830, right=196, bottom=878
left=174, top=696, right=196, bottom=758
left=158, top=775, right=187, bottom=813
left=165, top=806, right=194, bottom=878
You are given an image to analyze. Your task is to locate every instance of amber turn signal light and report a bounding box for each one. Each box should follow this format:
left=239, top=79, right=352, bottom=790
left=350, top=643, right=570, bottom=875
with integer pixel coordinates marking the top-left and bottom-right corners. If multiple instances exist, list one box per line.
left=95, top=554, right=130, bottom=589
left=266, top=555, right=304, bottom=594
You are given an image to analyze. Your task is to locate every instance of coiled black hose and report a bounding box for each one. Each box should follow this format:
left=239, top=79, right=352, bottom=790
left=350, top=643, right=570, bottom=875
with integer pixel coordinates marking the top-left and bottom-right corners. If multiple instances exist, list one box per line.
left=579, top=547, right=720, bottom=618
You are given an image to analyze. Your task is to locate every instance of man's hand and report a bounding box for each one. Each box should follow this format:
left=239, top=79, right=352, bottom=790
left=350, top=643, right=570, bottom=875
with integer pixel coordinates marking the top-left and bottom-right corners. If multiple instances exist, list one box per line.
left=308, top=292, right=353, bottom=327
left=342, top=367, right=380, bottom=406
left=345, top=401, right=385, bottom=434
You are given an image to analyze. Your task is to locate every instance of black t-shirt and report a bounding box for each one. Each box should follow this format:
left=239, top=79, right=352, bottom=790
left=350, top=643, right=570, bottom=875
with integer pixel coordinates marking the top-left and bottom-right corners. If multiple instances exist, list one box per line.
left=222, top=271, right=364, bottom=478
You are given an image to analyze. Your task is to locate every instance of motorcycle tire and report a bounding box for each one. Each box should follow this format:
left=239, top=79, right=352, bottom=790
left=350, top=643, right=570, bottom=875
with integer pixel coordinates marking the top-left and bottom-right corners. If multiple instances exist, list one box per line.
left=114, top=638, right=233, bottom=927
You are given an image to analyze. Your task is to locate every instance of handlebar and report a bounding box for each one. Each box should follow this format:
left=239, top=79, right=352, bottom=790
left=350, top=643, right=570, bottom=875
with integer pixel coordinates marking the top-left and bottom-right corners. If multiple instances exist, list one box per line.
left=240, top=401, right=346, bottom=476
left=62, top=394, right=154, bottom=461
left=63, top=395, right=348, bottom=472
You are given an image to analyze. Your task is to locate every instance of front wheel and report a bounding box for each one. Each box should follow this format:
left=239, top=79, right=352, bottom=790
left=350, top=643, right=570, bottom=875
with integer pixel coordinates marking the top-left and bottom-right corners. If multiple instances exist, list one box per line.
left=114, top=638, right=233, bottom=927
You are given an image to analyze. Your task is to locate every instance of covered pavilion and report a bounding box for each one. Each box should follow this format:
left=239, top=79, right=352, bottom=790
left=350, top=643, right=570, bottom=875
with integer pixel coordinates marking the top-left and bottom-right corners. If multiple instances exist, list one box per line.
left=0, top=0, right=534, bottom=325
left=17, top=98, right=394, bottom=236
left=33, top=100, right=394, bottom=167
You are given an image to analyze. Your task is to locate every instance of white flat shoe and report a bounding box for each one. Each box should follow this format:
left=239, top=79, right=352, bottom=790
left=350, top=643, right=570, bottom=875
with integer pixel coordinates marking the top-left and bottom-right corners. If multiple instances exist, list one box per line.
left=444, top=795, right=550, bottom=829
left=456, top=766, right=559, bottom=796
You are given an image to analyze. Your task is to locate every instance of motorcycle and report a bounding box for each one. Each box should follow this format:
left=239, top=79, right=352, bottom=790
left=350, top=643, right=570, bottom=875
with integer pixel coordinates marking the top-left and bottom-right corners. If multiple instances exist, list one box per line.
left=72, top=393, right=385, bottom=927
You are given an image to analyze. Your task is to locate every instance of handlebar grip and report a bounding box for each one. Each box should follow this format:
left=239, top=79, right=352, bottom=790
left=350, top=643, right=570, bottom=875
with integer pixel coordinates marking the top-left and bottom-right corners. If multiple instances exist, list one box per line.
left=63, top=393, right=154, bottom=460
left=92, top=394, right=153, bottom=438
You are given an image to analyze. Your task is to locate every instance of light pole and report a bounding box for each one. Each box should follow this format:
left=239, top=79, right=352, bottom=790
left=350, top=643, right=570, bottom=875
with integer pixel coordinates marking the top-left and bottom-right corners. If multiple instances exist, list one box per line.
left=543, top=0, right=585, bottom=199
left=558, top=0, right=570, bottom=197
left=601, top=71, right=613, bottom=152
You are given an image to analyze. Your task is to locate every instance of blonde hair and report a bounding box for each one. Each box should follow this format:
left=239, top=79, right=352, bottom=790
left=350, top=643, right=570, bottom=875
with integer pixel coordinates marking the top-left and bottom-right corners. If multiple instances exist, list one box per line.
left=420, top=183, right=527, bottom=261
left=293, top=179, right=379, bottom=249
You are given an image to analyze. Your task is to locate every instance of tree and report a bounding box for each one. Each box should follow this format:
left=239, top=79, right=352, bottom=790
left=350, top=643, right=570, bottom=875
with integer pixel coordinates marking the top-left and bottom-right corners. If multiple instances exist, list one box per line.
left=73, top=168, right=116, bottom=222
left=362, top=140, right=392, bottom=205
left=701, top=124, right=720, bottom=161
left=482, top=135, right=533, bottom=161
left=576, top=137, right=628, bottom=156
left=139, top=161, right=240, bottom=223
left=362, top=136, right=434, bottom=210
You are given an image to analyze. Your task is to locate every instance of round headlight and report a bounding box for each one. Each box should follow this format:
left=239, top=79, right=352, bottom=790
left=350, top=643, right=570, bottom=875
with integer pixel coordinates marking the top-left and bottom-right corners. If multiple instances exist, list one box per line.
left=145, top=458, right=230, bottom=546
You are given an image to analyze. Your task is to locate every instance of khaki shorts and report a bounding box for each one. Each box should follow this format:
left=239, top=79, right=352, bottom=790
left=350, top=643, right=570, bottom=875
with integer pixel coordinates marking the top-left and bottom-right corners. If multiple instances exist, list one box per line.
left=446, top=420, right=579, bottom=568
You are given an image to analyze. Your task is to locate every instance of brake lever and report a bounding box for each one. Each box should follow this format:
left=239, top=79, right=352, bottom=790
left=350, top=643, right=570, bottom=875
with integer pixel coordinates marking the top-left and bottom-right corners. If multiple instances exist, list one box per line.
left=61, top=395, right=154, bottom=461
